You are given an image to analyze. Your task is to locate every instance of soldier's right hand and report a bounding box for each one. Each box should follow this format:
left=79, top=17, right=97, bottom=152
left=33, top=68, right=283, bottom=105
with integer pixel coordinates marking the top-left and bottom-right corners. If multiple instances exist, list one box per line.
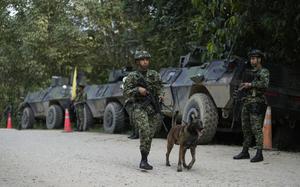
left=239, top=82, right=251, bottom=90
left=138, top=87, right=148, bottom=96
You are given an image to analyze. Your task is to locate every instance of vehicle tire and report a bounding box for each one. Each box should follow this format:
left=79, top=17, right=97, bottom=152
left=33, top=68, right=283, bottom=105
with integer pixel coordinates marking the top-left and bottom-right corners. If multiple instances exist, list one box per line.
left=103, top=102, right=125, bottom=133
left=21, top=107, right=35, bottom=129
left=46, top=105, right=63, bottom=129
left=182, top=93, right=218, bottom=144
left=83, top=104, right=94, bottom=131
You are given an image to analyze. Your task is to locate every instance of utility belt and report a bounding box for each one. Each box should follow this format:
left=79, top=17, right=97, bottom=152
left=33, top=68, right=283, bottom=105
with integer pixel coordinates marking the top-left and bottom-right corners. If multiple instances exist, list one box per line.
left=74, top=101, right=85, bottom=108
left=244, top=101, right=267, bottom=115
left=246, top=88, right=265, bottom=97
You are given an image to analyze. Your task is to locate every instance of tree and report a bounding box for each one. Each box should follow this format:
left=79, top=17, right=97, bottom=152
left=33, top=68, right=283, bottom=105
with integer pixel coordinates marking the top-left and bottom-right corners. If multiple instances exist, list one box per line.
left=191, top=0, right=300, bottom=63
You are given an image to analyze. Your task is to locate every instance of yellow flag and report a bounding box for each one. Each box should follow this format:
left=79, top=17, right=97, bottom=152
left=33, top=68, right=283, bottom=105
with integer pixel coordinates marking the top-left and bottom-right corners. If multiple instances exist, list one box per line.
left=71, top=67, right=77, bottom=100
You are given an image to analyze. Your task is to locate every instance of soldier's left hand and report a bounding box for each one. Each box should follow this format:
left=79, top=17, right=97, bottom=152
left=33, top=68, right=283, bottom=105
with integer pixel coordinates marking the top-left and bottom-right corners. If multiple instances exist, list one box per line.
left=240, top=82, right=251, bottom=90
left=243, top=82, right=252, bottom=88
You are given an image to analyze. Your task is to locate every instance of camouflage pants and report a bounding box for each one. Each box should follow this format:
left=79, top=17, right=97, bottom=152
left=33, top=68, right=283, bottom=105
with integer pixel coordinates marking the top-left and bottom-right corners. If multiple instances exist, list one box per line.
left=241, top=102, right=266, bottom=149
left=132, top=105, right=161, bottom=153
left=76, top=104, right=84, bottom=130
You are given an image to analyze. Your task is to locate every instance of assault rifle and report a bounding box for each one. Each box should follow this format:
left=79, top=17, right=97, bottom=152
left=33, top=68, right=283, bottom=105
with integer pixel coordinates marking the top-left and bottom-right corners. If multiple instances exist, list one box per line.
left=231, top=68, right=255, bottom=127
left=136, top=77, right=168, bottom=132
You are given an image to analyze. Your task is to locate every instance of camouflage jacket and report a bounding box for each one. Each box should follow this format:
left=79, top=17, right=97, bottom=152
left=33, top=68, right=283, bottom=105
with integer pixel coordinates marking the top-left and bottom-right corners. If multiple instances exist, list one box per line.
left=244, top=67, right=270, bottom=103
left=123, top=69, right=163, bottom=103
left=74, top=88, right=87, bottom=105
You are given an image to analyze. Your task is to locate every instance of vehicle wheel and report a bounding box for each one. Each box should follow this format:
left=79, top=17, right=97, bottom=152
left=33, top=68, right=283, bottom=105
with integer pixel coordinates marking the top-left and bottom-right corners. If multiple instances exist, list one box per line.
left=83, top=104, right=94, bottom=131
left=103, top=102, right=125, bottom=133
left=46, top=105, right=63, bottom=129
left=182, top=93, right=218, bottom=144
left=21, top=107, right=35, bottom=129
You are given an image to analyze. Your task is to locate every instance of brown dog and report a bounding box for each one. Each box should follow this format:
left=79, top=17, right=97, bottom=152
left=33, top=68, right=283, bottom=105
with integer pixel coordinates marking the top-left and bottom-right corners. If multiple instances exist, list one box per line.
left=166, top=111, right=203, bottom=172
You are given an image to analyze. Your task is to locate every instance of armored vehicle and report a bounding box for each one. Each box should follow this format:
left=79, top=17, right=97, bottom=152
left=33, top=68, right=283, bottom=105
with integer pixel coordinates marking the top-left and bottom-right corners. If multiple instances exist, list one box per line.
left=83, top=68, right=132, bottom=133
left=20, top=76, right=72, bottom=129
left=159, top=47, right=300, bottom=144
left=83, top=48, right=300, bottom=146
left=262, top=63, right=300, bottom=148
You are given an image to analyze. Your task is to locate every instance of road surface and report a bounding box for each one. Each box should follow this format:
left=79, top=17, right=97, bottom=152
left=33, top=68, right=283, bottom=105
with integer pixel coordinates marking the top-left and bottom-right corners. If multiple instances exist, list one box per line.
left=0, top=129, right=300, bottom=187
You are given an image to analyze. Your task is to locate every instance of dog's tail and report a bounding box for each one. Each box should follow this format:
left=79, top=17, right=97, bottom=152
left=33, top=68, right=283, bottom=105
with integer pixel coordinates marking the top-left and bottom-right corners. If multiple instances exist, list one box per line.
left=171, top=111, right=179, bottom=127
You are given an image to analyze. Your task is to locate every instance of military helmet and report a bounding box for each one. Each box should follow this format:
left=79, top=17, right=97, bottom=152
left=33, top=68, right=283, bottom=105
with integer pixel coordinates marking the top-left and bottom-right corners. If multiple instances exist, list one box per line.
left=77, top=78, right=86, bottom=87
left=134, top=50, right=151, bottom=60
left=248, top=49, right=265, bottom=59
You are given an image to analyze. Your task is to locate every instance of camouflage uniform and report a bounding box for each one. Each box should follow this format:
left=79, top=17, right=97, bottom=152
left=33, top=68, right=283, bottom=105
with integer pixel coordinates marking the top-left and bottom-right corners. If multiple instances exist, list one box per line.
left=74, top=87, right=87, bottom=131
left=123, top=50, right=163, bottom=170
left=234, top=49, right=269, bottom=163
left=241, top=67, right=269, bottom=149
left=124, top=70, right=163, bottom=153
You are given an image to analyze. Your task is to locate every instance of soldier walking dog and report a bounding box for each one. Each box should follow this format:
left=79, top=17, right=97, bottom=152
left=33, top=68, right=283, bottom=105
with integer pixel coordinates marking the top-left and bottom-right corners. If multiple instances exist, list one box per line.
left=166, top=111, right=203, bottom=172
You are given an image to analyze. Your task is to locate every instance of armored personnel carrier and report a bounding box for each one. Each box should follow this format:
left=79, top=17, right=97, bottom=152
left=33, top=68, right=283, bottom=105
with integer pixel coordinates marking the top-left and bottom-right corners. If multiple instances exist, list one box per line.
left=83, top=68, right=132, bottom=133
left=82, top=48, right=300, bottom=146
left=160, top=47, right=300, bottom=144
left=20, top=76, right=72, bottom=129
left=159, top=48, right=237, bottom=143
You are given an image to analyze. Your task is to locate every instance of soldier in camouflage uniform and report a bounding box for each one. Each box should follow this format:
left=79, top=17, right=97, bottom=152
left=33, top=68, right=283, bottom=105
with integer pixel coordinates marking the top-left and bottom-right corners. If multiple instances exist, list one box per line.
left=123, top=50, right=163, bottom=170
left=233, top=49, right=269, bottom=162
left=73, top=78, right=87, bottom=131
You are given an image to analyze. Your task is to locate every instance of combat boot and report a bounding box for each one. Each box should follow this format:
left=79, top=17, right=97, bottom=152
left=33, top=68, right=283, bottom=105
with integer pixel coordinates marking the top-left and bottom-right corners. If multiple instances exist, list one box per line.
left=128, top=129, right=139, bottom=139
left=233, top=147, right=250, bottom=159
left=139, top=151, right=153, bottom=170
left=132, top=129, right=139, bottom=139
left=128, top=131, right=135, bottom=139
left=130, top=134, right=139, bottom=139
left=250, top=149, right=263, bottom=162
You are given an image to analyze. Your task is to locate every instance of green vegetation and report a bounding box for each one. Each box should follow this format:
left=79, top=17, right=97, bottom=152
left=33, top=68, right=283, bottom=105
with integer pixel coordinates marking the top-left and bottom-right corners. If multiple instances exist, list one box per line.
left=1, top=0, right=299, bottom=118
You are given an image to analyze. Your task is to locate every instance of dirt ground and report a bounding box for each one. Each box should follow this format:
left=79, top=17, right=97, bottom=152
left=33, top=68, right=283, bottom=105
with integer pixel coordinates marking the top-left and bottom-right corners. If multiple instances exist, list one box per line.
left=0, top=129, right=300, bottom=187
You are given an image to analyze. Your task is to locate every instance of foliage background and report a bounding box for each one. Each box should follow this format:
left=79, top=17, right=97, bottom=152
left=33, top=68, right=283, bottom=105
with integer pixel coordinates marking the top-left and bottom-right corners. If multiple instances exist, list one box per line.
left=0, top=0, right=299, bottom=125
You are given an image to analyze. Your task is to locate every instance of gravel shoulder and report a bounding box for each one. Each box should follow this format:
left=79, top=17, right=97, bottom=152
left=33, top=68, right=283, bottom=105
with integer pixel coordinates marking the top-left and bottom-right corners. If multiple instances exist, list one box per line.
left=0, top=129, right=300, bottom=187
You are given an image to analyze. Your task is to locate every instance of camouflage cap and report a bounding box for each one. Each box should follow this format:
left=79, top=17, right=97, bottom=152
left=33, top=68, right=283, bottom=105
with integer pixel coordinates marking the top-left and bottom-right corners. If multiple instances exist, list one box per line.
left=248, top=49, right=265, bottom=59
left=134, top=50, right=151, bottom=60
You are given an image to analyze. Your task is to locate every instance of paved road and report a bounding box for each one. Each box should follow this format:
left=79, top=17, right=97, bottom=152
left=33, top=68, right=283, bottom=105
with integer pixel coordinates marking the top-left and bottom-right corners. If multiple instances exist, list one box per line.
left=0, top=129, right=300, bottom=187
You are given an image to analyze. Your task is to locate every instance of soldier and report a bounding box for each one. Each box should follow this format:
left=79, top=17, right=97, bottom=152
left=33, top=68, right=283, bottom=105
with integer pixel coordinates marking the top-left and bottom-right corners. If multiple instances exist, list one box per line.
left=233, top=49, right=270, bottom=162
left=73, top=78, right=87, bottom=131
left=123, top=50, right=163, bottom=170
